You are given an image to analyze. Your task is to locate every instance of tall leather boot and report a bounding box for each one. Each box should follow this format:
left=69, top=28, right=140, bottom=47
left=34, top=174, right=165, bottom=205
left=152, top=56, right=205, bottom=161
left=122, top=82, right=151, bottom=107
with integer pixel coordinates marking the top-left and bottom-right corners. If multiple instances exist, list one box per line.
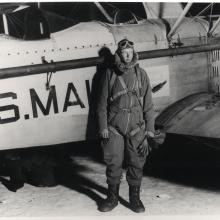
left=129, top=185, right=145, bottom=213
left=98, top=184, right=119, bottom=212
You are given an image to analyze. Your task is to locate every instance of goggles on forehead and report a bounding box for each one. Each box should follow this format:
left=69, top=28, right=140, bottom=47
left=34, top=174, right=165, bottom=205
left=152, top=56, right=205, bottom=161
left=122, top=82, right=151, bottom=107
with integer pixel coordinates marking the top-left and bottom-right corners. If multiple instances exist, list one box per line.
left=118, top=39, right=134, bottom=50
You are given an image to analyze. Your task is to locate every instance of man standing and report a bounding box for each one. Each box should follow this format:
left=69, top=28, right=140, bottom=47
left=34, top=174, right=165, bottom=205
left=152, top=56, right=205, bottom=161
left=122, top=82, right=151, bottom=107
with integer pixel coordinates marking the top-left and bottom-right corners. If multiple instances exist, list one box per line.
left=97, top=38, right=155, bottom=213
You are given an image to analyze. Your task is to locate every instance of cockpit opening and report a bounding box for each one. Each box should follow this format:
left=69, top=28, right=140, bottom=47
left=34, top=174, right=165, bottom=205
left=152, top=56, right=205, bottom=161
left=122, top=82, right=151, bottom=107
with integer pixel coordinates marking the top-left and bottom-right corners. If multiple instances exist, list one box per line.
left=23, top=7, right=50, bottom=40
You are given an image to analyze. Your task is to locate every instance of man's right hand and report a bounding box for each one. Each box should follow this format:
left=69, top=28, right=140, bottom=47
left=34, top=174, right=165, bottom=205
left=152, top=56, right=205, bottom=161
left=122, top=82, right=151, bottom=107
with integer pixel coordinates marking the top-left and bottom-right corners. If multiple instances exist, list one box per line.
left=100, top=128, right=109, bottom=139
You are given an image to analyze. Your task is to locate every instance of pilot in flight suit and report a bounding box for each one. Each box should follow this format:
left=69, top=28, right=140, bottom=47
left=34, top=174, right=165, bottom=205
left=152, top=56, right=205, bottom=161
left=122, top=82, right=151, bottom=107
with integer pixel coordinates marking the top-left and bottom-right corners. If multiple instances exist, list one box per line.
left=97, top=38, right=155, bottom=213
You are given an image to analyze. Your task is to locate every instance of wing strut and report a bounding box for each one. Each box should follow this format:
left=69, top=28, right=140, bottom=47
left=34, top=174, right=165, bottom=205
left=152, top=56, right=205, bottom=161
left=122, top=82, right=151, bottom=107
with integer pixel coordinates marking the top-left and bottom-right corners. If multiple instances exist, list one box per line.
left=167, top=2, right=193, bottom=40
left=94, top=2, right=113, bottom=23
left=2, top=14, right=9, bottom=34
left=209, top=16, right=220, bottom=36
left=142, top=2, right=148, bottom=19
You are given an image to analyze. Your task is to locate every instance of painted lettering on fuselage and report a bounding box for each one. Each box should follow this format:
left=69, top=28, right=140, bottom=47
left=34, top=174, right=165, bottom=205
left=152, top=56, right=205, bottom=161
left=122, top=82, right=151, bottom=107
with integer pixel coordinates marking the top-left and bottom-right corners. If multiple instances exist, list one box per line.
left=0, top=80, right=91, bottom=124
left=0, top=92, right=20, bottom=124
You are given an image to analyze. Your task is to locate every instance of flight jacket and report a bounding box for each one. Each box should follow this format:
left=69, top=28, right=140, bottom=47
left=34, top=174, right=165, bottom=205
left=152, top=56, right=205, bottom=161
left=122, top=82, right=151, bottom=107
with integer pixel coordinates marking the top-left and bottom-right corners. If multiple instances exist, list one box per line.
left=97, top=51, right=155, bottom=135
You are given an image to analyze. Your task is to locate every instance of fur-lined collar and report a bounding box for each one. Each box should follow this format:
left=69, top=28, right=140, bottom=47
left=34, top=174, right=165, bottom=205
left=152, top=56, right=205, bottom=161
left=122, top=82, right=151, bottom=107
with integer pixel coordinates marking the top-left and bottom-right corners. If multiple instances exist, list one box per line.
left=114, top=50, right=138, bottom=73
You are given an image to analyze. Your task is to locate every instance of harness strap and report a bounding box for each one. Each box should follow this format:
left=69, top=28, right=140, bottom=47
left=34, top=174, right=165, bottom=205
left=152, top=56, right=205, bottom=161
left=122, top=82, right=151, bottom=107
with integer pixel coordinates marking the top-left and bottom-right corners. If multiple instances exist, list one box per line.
left=128, top=123, right=145, bottom=137
left=108, top=125, right=121, bottom=136
left=109, top=65, right=143, bottom=103
left=110, top=75, right=128, bottom=101
left=108, top=123, right=145, bottom=138
left=135, top=65, right=142, bottom=90
left=134, top=66, right=144, bottom=108
left=124, top=79, right=136, bottom=134
left=109, top=71, right=117, bottom=96
left=118, top=75, right=127, bottom=90
left=110, top=75, right=140, bottom=102
left=111, top=89, right=128, bottom=102
left=107, top=66, right=146, bottom=140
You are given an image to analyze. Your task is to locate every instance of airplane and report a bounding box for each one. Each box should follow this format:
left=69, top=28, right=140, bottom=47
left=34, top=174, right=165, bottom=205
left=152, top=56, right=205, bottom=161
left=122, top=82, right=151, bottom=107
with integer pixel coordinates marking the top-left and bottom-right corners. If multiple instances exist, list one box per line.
left=0, top=2, right=220, bottom=151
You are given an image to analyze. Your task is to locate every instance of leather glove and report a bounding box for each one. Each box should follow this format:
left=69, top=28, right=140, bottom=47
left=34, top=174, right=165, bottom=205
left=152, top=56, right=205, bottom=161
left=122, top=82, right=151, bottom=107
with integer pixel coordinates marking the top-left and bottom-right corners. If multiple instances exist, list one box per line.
left=147, top=130, right=166, bottom=149
left=154, top=130, right=166, bottom=145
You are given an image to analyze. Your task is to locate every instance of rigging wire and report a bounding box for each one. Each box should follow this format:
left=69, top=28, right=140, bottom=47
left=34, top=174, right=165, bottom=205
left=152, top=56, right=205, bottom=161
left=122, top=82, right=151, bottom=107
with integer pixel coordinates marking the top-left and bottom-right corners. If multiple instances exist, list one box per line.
left=192, top=3, right=215, bottom=20
left=174, top=3, right=214, bottom=37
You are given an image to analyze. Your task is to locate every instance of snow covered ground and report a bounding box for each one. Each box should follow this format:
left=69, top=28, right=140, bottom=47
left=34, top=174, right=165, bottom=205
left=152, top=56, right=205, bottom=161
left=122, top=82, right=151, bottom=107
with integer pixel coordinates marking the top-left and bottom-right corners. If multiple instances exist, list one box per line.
left=0, top=135, right=220, bottom=218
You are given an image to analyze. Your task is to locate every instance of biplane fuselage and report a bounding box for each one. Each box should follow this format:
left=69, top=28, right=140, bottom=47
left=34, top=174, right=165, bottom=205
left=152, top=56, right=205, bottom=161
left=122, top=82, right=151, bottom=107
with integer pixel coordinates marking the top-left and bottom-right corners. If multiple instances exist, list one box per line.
left=1, top=2, right=220, bottom=150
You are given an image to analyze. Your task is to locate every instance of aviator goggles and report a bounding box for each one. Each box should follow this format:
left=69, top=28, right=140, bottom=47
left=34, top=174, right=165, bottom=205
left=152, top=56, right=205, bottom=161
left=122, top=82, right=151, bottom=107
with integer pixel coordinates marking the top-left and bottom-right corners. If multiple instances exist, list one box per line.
left=118, top=39, right=134, bottom=50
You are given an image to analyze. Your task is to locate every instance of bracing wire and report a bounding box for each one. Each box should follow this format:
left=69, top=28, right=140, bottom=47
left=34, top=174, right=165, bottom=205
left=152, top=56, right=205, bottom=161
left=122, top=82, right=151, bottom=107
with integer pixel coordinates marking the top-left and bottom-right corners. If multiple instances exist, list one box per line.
left=174, top=3, right=214, bottom=37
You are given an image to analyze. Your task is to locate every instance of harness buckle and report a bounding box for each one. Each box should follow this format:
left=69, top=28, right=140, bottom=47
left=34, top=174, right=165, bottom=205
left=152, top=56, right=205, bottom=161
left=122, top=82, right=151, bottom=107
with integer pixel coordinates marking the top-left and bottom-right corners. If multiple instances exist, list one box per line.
left=122, top=108, right=132, bottom=113
left=127, top=89, right=138, bottom=97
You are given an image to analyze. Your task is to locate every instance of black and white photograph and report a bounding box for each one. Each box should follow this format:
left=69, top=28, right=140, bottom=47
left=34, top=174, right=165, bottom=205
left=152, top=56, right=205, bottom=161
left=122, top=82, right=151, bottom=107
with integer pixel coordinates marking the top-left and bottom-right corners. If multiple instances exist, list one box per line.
left=0, top=1, right=220, bottom=218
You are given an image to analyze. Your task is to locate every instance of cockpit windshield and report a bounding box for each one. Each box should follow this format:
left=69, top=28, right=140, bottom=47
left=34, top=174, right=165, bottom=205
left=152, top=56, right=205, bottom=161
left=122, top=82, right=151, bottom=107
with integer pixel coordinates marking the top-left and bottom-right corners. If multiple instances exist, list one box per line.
left=100, top=2, right=147, bottom=21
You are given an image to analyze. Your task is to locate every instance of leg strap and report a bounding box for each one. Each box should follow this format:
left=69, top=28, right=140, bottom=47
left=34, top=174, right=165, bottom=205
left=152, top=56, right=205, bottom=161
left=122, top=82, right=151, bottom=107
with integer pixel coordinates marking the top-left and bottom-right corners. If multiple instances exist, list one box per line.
left=108, top=125, right=122, bottom=136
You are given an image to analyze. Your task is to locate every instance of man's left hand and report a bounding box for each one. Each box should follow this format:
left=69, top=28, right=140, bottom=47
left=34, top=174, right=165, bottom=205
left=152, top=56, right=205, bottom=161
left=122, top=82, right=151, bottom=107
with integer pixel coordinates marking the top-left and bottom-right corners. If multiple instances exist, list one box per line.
left=146, top=130, right=166, bottom=149
left=145, top=130, right=155, bottom=138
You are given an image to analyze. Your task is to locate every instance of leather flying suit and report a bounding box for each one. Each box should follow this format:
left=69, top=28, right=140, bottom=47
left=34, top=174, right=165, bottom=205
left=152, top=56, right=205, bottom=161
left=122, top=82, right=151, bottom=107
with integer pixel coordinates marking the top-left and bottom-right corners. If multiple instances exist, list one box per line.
left=97, top=51, right=155, bottom=186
